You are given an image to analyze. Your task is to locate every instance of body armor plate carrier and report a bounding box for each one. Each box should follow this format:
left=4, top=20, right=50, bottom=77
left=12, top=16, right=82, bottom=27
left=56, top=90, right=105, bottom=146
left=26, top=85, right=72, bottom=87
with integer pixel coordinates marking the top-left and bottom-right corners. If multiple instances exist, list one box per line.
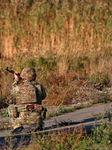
left=16, top=81, right=37, bottom=104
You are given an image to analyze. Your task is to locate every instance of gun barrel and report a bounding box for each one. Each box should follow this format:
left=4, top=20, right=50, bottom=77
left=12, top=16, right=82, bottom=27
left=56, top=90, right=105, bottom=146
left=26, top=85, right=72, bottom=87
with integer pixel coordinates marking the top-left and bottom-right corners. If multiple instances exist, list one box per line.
left=6, top=67, right=14, bottom=74
left=6, top=67, right=23, bottom=82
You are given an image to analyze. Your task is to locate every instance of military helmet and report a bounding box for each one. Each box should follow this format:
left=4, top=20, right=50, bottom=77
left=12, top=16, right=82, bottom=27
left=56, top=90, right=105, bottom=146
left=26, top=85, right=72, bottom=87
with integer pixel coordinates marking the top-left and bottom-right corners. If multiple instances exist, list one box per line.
left=20, top=67, right=36, bottom=81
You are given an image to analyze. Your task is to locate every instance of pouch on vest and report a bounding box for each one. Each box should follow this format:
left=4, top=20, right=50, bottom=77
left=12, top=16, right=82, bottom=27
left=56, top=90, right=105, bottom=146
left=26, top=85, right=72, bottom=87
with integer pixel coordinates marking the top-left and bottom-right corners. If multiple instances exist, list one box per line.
left=16, top=82, right=37, bottom=104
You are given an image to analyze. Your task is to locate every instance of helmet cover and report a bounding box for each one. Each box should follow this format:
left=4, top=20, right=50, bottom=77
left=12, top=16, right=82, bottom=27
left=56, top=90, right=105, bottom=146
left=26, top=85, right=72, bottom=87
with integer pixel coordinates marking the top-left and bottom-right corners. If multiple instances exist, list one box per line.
left=20, top=67, right=36, bottom=81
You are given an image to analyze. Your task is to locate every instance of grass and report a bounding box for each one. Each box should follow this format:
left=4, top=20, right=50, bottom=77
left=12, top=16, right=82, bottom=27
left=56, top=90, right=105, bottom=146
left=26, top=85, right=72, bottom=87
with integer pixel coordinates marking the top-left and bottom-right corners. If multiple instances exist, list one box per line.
left=0, top=118, right=11, bottom=131
left=46, top=105, right=74, bottom=119
left=1, top=104, right=112, bottom=149
left=3, top=117, right=112, bottom=150
left=1, top=108, right=9, bottom=117
left=25, top=108, right=112, bottom=149
left=1, top=0, right=112, bottom=107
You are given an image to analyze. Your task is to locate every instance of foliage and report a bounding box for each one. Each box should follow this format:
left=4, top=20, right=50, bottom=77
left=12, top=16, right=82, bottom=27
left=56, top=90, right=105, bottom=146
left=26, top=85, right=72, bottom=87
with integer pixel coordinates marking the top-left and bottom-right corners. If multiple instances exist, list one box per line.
left=47, top=105, right=74, bottom=118
left=1, top=1, right=112, bottom=148
left=90, top=72, right=111, bottom=87
left=1, top=0, right=112, bottom=106
left=17, top=120, right=112, bottom=150
left=2, top=108, right=9, bottom=117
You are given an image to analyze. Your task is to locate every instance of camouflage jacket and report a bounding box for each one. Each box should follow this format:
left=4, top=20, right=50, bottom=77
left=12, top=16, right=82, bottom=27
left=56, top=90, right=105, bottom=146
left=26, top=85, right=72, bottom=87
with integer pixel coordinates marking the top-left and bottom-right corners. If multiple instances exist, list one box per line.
left=11, top=78, right=46, bottom=105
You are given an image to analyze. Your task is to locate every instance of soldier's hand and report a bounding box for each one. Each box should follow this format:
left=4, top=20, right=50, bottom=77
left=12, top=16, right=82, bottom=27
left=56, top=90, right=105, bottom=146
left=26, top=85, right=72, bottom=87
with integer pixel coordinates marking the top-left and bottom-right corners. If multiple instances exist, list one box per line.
left=14, top=74, right=19, bottom=79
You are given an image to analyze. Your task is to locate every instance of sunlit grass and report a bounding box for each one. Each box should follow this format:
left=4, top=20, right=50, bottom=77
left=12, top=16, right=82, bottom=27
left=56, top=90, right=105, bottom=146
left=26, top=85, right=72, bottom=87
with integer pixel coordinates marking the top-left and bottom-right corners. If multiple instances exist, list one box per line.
left=15, top=121, right=112, bottom=150
left=1, top=0, right=112, bottom=106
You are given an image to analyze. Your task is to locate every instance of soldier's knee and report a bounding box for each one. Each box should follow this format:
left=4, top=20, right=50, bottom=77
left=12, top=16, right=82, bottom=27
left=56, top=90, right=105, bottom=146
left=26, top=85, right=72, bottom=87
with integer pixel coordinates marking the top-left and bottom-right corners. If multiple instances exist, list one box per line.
left=8, top=104, right=18, bottom=118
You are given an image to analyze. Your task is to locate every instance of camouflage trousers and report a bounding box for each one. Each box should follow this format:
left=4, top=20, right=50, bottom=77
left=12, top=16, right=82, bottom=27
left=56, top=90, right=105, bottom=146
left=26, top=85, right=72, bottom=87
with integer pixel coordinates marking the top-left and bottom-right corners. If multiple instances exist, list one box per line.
left=8, top=104, right=43, bottom=129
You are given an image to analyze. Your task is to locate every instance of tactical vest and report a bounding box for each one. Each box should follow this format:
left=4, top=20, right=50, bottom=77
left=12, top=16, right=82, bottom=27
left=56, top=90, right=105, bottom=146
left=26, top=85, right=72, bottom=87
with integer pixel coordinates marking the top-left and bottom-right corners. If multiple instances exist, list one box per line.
left=16, top=81, right=37, bottom=105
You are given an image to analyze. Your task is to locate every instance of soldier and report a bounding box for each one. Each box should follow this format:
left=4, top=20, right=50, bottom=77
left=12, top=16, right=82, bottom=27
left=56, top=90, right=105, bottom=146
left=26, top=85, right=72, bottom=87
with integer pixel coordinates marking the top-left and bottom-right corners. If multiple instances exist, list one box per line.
left=8, top=67, right=47, bottom=134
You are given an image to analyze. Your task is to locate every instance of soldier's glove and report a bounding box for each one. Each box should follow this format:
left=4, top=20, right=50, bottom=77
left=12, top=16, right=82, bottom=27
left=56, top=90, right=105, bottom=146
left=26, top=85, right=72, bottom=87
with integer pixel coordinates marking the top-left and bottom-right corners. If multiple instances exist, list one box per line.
left=25, top=104, right=42, bottom=111
left=25, top=104, right=34, bottom=110
left=42, top=107, right=47, bottom=120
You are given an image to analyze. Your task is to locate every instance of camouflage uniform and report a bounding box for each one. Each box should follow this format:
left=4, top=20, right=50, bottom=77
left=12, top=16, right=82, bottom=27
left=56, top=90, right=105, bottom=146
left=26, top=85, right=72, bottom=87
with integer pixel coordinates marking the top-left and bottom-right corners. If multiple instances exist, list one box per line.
left=8, top=67, right=46, bottom=133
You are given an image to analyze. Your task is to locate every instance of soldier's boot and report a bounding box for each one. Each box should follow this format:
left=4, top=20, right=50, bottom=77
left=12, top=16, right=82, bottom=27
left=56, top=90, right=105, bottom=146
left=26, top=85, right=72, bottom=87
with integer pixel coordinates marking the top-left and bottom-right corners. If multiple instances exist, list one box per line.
left=10, top=126, right=24, bottom=134
left=37, top=125, right=43, bottom=131
left=11, top=127, right=33, bottom=134
left=11, top=125, right=44, bottom=134
left=20, top=127, right=32, bottom=134
left=17, top=125, right=40, bottom=134
left=30, top=124, right=43, bottom=132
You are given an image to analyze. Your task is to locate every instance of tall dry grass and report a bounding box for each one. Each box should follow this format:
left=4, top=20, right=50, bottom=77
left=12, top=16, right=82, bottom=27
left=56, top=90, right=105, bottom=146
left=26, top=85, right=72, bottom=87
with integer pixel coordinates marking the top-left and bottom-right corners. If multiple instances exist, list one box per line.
left=1, top=0, right=112, bottom=106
